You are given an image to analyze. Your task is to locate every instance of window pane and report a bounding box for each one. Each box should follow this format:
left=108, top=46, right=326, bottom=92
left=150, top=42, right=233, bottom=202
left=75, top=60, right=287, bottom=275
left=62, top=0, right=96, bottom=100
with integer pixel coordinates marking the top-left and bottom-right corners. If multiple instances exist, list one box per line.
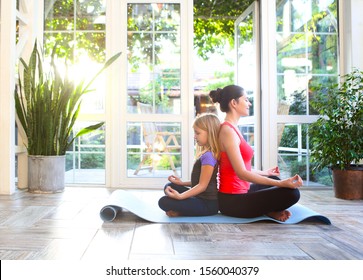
left=44, top=0, right=74, bottom=31
left=278, top=122, right=333, bottom=187
left=308, top=74, right=338, bottom=114
left=276, top=0, right=338, bottom=33
left=127, top=4, right=153, bottom=31
left=276, top=0, right=339, bottom=116
left=127, top=122, right=181, bottom=177
left=76, top=0, right=106, bottom=31
left=154, top=3, right=180, bottom=31
left=66, top=122, right=105, bottom=184
left=239, top=125, right=255, bottom=168
left=127, top=3, right=181, bottom=114
left=278, top=123, right=332, bottom=187
left=308, top=34, right=338, bottom=74
left=44, top=32, right=74, bottom=59
left=76, top=32, right=106, bottom=63
left=277, top=74, right=309, bottom=115
left=277, top=33, right=311, bottom=75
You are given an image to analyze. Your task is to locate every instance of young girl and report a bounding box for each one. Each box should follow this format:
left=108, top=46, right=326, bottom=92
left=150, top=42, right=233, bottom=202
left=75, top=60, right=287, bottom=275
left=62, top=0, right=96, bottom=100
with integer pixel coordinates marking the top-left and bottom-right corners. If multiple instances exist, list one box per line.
left=209, top=85, right=302, bottom=222
left=158, top=113, right=220, bottom=217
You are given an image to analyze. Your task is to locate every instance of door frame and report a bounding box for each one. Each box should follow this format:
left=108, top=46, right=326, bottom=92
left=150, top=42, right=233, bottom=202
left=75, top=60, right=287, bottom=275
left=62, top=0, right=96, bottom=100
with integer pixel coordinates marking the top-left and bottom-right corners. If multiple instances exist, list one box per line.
left=234, top=1, right=261, bottom=170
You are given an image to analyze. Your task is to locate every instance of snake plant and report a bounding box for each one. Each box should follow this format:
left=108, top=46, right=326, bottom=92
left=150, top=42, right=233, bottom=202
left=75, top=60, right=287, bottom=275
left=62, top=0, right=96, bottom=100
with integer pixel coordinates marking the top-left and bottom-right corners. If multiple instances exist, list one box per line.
left=15, top=41, right=121, bottom=155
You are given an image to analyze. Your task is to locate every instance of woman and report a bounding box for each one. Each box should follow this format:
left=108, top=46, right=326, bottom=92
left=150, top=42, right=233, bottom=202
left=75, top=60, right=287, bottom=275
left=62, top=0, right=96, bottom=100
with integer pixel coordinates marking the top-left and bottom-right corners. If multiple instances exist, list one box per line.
left=209, top=85, right=301, bottom=222
left=158, top=113, right=220, bottom=217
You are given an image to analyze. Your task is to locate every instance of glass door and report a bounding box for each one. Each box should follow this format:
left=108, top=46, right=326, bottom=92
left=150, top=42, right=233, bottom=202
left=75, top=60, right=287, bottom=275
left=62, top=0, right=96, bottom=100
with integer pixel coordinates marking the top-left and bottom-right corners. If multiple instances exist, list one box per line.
left=126, top=2, right=182, bottom=179
left=112, top=0, right=193, bottom=188
left=275, top=0, right=339, bottom=185
left=235, top=1, right=261, bottom=169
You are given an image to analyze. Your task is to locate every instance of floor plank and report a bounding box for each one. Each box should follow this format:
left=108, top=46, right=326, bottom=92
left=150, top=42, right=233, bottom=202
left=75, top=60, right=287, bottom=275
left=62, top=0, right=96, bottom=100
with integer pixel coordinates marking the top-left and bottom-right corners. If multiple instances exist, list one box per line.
left=0, top=187, right=362, bottom=260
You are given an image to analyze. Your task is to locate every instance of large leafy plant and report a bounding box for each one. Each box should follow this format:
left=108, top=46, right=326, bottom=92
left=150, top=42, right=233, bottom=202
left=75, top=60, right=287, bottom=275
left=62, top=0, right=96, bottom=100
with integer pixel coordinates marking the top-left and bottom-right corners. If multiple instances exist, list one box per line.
left=15, top=42, right=121, bottom=155
left=309, top=68, right=363, bottom=170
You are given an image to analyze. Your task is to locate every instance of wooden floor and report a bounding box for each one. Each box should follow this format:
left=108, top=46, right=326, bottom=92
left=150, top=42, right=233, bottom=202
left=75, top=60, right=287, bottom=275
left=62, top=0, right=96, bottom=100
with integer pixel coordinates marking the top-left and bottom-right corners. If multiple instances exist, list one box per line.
left=0, top=187, right=362, bottom=260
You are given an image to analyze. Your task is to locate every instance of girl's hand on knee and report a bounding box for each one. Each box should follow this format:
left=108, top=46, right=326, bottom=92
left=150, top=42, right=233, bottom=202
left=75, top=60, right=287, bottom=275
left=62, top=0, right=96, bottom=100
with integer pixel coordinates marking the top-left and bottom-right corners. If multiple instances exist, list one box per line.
left=165, top=186, right=183, bottom=200
left=168, top=175, right=183, bottom=185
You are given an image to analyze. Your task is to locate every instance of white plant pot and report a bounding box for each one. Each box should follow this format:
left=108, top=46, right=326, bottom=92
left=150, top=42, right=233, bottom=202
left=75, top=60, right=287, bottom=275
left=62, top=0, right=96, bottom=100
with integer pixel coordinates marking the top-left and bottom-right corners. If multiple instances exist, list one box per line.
left=28, top=155, right=65, bottom=193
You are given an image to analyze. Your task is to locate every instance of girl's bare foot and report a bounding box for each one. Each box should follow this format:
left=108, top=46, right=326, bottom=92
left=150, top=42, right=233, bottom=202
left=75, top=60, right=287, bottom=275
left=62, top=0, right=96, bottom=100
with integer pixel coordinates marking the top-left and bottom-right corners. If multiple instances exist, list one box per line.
left=267, top=210, right=291, bottom=222
left=166, top=210, right=180, bottom=217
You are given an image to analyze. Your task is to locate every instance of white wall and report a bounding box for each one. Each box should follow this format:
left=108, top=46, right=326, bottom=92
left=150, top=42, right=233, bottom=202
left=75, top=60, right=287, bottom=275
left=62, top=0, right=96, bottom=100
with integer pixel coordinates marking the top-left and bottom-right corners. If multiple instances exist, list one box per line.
left=0, top=0, right=16, bottom=195
left=350, top=0, right=363, bottom=70
left=341, top=0, right=363, bottom=73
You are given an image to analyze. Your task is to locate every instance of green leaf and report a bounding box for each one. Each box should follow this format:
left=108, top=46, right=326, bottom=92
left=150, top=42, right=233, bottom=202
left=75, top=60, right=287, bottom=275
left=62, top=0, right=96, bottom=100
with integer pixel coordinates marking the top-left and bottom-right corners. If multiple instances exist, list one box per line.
left=14, top=40, right=121, bottom=156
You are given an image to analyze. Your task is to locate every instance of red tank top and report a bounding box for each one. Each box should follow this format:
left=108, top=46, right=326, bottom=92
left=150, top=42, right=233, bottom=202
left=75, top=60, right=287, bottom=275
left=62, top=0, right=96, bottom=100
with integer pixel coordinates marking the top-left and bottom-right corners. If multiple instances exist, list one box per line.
left=219, top=122, right=254, bottom=194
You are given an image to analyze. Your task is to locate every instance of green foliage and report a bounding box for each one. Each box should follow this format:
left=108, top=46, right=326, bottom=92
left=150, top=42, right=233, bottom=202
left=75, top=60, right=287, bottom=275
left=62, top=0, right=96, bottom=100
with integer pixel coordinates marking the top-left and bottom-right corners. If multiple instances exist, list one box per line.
left=193, top=0, right=253, bottom=60
left=203, top=71, right=234, bottom=91
left=15, top=41, right=121, bottom=155
left=138, top=85, right=170, bottom=111
left=43, top=1, right=251, bottom=63
left=137, top=68, right=181, bottom=111
left=44, top=0, right=106, bottom=62
left=309, top=68, right=363, bottom=170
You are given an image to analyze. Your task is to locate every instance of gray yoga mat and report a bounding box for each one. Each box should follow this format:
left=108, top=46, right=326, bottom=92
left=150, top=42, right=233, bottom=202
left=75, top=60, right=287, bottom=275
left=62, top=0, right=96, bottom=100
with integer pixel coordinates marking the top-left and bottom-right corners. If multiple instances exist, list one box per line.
left=100, top=189, right=331, bottom=224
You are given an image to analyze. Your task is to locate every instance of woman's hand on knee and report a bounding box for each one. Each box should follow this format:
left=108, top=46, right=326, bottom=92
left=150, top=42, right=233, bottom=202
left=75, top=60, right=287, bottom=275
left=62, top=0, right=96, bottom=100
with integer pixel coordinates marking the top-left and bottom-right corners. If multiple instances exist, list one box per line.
left=280, top=174, right=303, bottom=189
left=266, top=166, right=280, bottom=177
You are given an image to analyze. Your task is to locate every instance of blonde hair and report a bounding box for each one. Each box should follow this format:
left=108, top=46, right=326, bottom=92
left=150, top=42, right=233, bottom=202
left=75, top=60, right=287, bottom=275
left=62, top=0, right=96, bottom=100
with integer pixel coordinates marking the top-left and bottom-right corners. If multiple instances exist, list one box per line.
left=193, top=113, right=221, bottom=160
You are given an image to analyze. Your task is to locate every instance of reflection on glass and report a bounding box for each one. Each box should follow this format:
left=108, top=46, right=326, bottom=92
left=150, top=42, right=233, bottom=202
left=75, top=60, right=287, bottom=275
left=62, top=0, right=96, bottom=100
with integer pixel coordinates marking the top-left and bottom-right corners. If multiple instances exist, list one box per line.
left=127, top=3, right=181, bottom=114
left=127, top=122, right=181, bottom=177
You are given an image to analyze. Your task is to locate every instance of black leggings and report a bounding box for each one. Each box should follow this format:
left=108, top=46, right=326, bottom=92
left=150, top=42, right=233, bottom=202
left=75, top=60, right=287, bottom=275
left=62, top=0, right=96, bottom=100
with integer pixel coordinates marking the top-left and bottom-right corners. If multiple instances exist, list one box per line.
left=218, top=177, right=300, bottom=218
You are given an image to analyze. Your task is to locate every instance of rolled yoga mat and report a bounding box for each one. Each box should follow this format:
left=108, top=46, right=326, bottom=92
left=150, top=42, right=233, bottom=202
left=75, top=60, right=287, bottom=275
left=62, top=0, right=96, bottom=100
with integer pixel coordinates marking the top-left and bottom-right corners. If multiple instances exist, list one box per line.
left=100, top=189, right=331, bottom=225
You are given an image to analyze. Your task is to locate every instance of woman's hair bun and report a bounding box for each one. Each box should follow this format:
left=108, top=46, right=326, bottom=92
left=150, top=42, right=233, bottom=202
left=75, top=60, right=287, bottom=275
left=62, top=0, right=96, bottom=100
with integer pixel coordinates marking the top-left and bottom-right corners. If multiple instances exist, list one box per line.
left=209, top=88, right=222, bottom=103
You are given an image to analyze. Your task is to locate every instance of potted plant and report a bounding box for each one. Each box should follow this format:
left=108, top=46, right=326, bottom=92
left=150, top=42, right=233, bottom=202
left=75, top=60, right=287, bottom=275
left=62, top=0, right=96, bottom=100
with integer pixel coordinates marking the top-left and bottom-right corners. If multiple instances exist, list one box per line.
left=309, top=68, right=363, bottom=200
left=15, top=41, right=121, bottom=193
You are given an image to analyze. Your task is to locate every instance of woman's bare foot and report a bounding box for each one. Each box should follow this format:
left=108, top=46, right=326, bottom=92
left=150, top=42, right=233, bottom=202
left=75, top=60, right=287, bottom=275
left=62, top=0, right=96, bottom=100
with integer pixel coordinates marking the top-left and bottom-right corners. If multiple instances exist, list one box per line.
left=267, top=210, right=291, bottom=222
left=166, top=210, right=180, bottom=217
